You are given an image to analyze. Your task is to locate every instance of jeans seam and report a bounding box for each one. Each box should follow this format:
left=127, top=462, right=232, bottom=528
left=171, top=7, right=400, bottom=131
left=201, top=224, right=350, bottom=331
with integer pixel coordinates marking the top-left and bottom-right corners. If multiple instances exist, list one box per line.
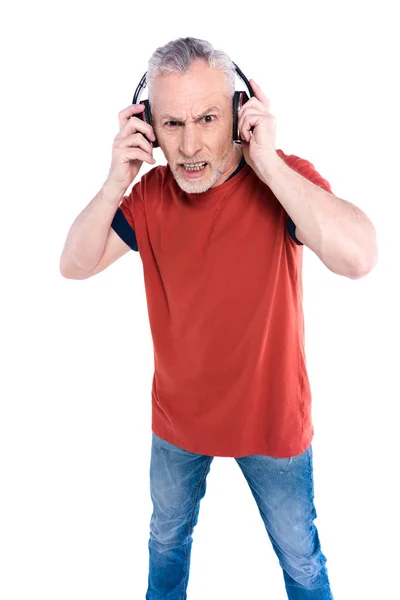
left=180, top=455, right=213, bottom=600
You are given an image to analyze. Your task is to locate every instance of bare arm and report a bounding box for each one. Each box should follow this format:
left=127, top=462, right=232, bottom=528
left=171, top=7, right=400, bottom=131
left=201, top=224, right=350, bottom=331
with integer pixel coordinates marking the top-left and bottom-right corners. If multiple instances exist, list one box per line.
left=59, top=183, right=127, bottom=278
left=59, top=102, right=156, bottom=279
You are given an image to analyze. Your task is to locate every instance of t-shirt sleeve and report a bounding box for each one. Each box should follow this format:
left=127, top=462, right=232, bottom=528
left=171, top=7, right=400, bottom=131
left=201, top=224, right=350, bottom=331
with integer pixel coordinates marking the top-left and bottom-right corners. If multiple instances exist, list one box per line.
left=110, top=184, right=139, bottom=252
left=286, top=215, right=302, bottom=245
left=279, top=152, right=333, bottom=246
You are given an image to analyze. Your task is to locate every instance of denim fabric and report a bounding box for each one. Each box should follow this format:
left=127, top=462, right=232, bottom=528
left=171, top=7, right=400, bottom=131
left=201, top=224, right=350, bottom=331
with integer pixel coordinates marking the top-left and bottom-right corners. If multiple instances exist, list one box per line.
left=145, top=433, right=334, bottom=600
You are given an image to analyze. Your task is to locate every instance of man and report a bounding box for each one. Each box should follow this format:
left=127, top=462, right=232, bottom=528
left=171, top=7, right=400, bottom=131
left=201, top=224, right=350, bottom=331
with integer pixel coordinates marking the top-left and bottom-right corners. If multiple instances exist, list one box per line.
left=60, top=37, right=378, bottom=600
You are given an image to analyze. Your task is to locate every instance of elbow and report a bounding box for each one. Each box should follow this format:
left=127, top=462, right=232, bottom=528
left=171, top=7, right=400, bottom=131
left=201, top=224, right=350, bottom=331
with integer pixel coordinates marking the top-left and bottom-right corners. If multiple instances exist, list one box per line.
left=59, top=260, right=89, bottom=280
left=323, top=249, right=378, bottom=280
left=346, top=243, right=379, bottom=280
left=59, top=251, right=73, bottom=278
left=348, top=256, right=378, bottom=279
left=59, top=260, right=70, bottom=278
left=59, top=250, right=93, bottom=279
left=60, top=257, right=74, bottom=279
left=324, top=225, right=379, bottom=279
left=60, top=268, right=77, bottom=279
left=60, top=265, right=75, bottom=279
left=350, top=231, right=379, bottom=279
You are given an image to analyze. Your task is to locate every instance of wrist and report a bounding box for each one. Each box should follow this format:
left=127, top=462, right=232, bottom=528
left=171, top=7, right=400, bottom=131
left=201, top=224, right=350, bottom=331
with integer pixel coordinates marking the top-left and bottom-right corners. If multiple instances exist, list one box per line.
left=257, top=151, right=284, bottom=184
left=101, top=180, right=127, bottom=205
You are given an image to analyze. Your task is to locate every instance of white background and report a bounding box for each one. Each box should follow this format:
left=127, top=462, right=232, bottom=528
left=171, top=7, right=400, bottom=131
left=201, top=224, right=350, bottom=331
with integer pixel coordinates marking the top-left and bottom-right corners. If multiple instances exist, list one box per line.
left=1, top=1, right=399, bottom=599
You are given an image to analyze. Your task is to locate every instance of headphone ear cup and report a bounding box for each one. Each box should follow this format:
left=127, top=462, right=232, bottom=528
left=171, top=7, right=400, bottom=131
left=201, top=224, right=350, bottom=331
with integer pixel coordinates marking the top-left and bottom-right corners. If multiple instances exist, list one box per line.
left=232, top=91, right=249, bottom=142
left=141, top=99, right=159, bottom=148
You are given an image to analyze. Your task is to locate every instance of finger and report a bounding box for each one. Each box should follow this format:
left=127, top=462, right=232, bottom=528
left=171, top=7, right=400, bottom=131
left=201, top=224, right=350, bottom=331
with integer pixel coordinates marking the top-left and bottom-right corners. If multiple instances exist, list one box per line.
left=238, top=114, right=250, bottom=143
left=249, top=79, right=270, bottom=107
left=118, top=103, right=147, bottom=129
left=119, top=114, right=156, bottom=143
left=237, top=96, right=266, bottom=118
left=238, top=112, right=261, bottom=142
left=121, top=147, right=156, bottom=165
left=116, top=131, right=154, bottom=156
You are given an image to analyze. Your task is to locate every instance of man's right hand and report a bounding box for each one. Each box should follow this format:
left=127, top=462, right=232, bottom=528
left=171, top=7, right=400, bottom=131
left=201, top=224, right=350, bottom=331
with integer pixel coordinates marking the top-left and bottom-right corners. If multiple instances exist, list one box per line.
left=105, top=103, right=157, bottom=194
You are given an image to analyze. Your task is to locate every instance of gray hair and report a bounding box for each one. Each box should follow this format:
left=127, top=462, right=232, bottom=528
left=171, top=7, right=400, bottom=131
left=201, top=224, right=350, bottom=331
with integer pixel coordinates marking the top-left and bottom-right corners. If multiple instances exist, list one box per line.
left=147, top=37, right=236, bottom=104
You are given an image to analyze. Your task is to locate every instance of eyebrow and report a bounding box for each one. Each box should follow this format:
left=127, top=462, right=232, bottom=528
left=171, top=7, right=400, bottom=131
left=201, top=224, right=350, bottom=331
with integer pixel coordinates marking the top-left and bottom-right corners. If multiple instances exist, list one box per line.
left=160, top=106, right=221, bottom=121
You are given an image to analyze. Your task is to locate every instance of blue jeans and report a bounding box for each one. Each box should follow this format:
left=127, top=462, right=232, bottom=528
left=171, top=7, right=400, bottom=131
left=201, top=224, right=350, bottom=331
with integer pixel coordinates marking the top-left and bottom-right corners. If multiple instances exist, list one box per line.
left=145, top=433, right=334, bottom=600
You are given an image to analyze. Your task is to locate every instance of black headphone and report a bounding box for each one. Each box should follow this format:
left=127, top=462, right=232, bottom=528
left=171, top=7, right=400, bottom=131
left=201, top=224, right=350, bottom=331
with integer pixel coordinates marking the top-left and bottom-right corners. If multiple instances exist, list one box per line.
left=131, top=62, right=254, bottom=148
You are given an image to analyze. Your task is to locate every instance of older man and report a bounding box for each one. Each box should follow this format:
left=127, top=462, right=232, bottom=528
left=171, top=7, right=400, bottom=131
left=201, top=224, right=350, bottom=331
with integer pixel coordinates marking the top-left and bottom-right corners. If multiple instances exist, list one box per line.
left=60, top=36, right=377, bottom=600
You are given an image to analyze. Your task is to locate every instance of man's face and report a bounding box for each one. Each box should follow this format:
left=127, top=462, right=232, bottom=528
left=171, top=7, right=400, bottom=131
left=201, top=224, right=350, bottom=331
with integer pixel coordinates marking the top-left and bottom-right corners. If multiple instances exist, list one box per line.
left=151, top=60, right=238, bottom=193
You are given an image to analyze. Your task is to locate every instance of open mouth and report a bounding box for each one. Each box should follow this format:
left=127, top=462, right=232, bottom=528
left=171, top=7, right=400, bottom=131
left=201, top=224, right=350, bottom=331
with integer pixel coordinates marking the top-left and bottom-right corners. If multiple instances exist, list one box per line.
left=179, top=162, right=208, bottom=177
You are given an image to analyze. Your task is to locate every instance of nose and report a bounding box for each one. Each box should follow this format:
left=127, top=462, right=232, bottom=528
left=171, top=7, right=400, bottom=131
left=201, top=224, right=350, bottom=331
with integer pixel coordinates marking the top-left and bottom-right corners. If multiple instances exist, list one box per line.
left=179, top=122, right=202, bottom=158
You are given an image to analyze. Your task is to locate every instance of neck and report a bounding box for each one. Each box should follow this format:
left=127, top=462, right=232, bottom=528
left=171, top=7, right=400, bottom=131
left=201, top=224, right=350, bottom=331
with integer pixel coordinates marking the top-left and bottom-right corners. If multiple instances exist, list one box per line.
left=219, top=144, right=243, bottom=182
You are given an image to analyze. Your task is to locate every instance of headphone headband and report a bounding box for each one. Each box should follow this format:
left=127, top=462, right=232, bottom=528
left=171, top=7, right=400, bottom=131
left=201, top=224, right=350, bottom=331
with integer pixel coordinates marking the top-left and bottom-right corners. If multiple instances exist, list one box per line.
left=132, top=71, right=147, bottom=105
left=132, top=61, right=254, bottom=105
left=232, top=62, right=255, bottom=99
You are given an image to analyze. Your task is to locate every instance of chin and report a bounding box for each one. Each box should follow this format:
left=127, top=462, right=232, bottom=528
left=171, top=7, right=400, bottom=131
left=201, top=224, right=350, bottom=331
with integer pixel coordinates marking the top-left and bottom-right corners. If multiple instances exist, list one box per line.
left=171, top=164, right=220, bottom=194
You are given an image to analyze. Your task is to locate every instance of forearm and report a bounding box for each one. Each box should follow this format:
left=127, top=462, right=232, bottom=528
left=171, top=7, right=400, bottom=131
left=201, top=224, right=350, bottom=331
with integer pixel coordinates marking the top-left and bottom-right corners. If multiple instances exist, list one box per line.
left=60, top=181, right=125, bottom=274
left=260, top=155, right=378, bottom=277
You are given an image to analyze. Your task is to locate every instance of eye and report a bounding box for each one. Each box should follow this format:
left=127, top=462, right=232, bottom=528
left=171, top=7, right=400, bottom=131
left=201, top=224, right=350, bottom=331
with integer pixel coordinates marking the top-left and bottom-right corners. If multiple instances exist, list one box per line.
left=202, top=115, right=215, bottom=123
left=165, top=121, right=180, bottom=127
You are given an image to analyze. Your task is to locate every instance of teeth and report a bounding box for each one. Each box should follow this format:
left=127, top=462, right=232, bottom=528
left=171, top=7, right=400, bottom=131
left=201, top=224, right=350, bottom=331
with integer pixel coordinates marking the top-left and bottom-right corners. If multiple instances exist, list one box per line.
left=183, top=162, right=206, bottom=171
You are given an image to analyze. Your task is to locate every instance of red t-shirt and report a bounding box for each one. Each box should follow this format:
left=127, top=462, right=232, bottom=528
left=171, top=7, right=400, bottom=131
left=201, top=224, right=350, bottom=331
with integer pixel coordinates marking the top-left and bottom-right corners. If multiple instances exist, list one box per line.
left=111, top=150, right=332, bottom=458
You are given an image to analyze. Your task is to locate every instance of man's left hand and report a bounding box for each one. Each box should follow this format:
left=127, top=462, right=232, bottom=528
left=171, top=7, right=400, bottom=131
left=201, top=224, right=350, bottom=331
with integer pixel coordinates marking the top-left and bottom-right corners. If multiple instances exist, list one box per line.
left=237, top=79, right=279, bottom=177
